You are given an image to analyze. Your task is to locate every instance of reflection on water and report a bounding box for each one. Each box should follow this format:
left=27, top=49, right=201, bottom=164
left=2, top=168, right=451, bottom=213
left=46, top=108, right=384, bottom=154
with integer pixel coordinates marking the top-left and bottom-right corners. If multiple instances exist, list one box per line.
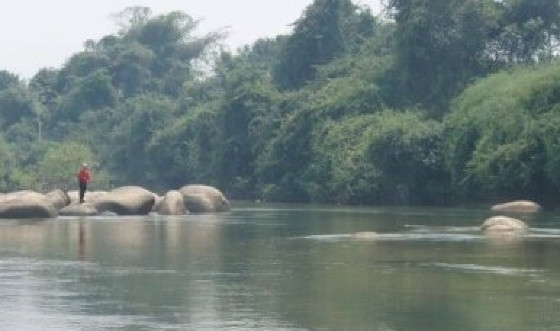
left=0, top=205, right=559, bottom=330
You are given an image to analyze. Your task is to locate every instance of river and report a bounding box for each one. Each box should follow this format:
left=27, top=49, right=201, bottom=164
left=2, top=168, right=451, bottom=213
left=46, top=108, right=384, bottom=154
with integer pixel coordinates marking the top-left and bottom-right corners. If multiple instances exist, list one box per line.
left=0, top=203, right=559, bottom=330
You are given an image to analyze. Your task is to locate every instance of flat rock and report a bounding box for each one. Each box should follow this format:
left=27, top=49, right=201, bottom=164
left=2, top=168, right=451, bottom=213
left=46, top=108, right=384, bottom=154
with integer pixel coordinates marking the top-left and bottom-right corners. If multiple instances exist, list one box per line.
left=491, top=200, right=541, bottom=213
left=59, top=203, right=99, bottom=216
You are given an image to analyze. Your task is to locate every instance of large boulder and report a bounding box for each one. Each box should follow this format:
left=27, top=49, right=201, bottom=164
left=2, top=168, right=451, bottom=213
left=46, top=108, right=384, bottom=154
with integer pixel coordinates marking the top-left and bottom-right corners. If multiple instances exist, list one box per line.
left=0, top=191, right=58, bottom=219
left=156, top=190, right=187, bottom=215
left=178, top=185, right=230, bottom=213
left=481, top=216, right=529, bottom=232
left=45, top=189, right=70, bottom=210
left=491, top=200, right=541, bottom=214
left=59, top=203, right=99, bottom=216
left=93, top=186, right=155, bottom=215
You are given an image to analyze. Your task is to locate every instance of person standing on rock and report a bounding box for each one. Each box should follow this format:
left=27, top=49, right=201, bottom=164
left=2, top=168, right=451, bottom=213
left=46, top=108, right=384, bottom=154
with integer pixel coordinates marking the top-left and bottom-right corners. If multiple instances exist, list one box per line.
left=77, top=163, right=91, bottom=203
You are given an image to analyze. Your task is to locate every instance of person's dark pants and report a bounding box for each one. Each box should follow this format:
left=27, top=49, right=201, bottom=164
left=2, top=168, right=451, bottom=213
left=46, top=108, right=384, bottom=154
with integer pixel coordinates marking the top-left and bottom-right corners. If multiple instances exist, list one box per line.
left=79, top=181, right=87, bottom=203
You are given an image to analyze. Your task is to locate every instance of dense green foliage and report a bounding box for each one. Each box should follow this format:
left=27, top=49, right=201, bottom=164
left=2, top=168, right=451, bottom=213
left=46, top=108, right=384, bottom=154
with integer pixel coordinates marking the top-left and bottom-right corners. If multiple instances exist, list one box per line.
left=445, top=64, right=560, bottom=202
left=1, top=1, right=559, bottom=206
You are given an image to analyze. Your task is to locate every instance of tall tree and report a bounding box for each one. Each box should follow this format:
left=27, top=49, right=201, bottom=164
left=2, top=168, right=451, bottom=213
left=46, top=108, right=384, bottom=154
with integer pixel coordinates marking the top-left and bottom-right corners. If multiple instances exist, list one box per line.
left=273, top=0, right=376, bottom=90
left=489, top=0, right=560, bottom=62
left=384, top=0, right=499, bottom=116
left=213, top=53, right=283, bottom=197
left=0, top=71, right=20, bottom=91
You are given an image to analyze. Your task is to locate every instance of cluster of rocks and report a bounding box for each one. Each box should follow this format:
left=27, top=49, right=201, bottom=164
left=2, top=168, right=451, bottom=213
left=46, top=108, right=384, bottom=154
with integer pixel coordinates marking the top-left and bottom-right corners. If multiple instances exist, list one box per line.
left=0, top=184, right=230, bottom=219
left=346, top=200, right=542, bottom=240
left=482, top=200, right=541, bottom=234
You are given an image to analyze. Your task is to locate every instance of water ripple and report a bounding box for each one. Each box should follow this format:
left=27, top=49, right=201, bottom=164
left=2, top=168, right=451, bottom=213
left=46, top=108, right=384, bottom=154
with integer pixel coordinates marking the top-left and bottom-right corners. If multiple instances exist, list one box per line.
left=419, top=262, right=542, bottom=276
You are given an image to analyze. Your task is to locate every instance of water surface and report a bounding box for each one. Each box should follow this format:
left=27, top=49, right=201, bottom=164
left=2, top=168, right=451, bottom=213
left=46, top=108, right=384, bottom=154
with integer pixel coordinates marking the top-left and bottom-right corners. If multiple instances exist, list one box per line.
left=0, top=204, right=559, bottom=330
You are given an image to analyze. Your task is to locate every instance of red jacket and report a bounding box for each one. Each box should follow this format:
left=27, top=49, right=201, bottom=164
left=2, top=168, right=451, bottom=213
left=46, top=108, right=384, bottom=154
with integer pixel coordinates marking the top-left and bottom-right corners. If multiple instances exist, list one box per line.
left=77, top=168, right=91, bottom=183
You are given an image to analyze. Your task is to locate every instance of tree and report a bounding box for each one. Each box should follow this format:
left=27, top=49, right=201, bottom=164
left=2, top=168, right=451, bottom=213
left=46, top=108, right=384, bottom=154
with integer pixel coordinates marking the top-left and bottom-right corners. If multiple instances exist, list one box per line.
left=0, top=70, right=20, bottom=91
left=444, top=62, right=560, bottom=201
left=36, top=141, right=110, bottom=191
left=55, top=69, right=117, bottom=123
left=112, top=6, right=152, bottom=33
left=0, top=135, right=16, bottom=191
left=383, top=0, right=500, bottom=116
left=489, top=0, right=560, bottom=62
left=255, top=106, right=314, bottom=202
left=147, top=105, right=222, bottom=189
left=108, top=95, right=177, bottom=187
left=273, top=0, right=376, bottom=90
left=208, top=52, right=283, bottom=197
left=112, top=42, right=156, bottom=97
left=384, top=0, right=560, bottom=115
left=0, top=86, right=38, bottom=127
left=306, top=111, right=444, bottom=204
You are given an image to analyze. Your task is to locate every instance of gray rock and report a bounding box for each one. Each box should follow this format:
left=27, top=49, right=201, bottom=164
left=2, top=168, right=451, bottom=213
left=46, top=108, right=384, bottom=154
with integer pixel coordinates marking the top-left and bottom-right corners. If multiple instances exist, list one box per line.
left=183, top=194, right=215, bottom=213
left=0, top=191, right=57, bottom=219
left=481, top=216, right=529, bottom=232
left=156, top=190, right=187, bottom=215
left=491, top=200, right=541, bottom=214
left=179, top=185, right=230, bottom=213
left=94, top=186, right=155, bottom=215
left=45, top=189, right=70, bottom=210
left=59, top=203, right=99, bottom=216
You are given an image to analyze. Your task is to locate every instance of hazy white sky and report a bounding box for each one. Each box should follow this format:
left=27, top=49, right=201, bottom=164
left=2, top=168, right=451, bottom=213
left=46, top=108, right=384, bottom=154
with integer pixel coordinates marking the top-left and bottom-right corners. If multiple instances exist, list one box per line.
left=0, top=0, right=383, bottom=79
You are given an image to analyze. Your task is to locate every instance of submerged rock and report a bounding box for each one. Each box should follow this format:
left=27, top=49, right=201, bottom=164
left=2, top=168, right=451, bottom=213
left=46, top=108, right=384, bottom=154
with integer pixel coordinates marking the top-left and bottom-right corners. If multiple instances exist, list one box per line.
left=491, top=200, right=541, bottom=214
left=481, top=216, right=528, bottom=232
left=351, top=231, right=378, bottom=240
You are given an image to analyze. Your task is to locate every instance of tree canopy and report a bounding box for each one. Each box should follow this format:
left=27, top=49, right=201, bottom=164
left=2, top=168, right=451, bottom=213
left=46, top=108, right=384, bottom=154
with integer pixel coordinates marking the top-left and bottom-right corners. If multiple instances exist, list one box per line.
left=1, top=1, right=559, bottom=207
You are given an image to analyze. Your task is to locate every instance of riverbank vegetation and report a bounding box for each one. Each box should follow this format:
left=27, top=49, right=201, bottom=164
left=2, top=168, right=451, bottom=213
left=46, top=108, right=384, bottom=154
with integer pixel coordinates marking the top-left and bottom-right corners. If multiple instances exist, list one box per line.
left=1, top=0, right=560, bottom=206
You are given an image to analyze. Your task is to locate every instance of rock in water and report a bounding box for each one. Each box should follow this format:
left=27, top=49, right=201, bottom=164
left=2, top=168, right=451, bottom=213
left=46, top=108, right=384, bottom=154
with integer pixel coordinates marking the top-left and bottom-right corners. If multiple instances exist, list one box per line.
left=179, top=185, right=230, bottom=213
left=94, top=186, right=155, bottom=215
left=351, top=231, right=378, bottom=240
left=481, top=216, right=528, bottom=232
left=491, top=200, right=541, bottom=213
left=0, top=191, right=57, bottom=219
left=156, top=190, right=187, bottom=215
left=45, top=189, right=70, bottom=210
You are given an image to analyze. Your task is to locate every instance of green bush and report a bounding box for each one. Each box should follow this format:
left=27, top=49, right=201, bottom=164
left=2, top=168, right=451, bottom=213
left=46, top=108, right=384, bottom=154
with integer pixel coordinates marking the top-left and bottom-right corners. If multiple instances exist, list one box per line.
left=444, top=62, right=560, bottom=199
left=307, top=111, right=445, bottom=204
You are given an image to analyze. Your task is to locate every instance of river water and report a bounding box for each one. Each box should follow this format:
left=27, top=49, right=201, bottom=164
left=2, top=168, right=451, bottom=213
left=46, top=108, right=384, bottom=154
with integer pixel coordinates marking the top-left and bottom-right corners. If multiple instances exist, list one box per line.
left=0, top=203, right=559, bottom=330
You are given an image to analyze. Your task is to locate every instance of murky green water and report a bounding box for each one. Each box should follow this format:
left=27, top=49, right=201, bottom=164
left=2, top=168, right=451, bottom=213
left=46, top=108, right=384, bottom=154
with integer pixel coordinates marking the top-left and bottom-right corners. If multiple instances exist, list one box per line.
left=0, top=203, right=559, bottom=330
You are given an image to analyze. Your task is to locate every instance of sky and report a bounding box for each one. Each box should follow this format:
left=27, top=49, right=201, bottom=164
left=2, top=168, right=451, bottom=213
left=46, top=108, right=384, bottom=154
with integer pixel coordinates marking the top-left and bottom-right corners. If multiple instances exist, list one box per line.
left=0, top=0, right=383, bottom=79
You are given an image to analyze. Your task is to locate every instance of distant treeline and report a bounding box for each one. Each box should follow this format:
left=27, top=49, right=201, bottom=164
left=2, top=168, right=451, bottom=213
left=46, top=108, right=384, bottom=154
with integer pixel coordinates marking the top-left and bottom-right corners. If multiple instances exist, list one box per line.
left=1, top=0, right=560, bottom=206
